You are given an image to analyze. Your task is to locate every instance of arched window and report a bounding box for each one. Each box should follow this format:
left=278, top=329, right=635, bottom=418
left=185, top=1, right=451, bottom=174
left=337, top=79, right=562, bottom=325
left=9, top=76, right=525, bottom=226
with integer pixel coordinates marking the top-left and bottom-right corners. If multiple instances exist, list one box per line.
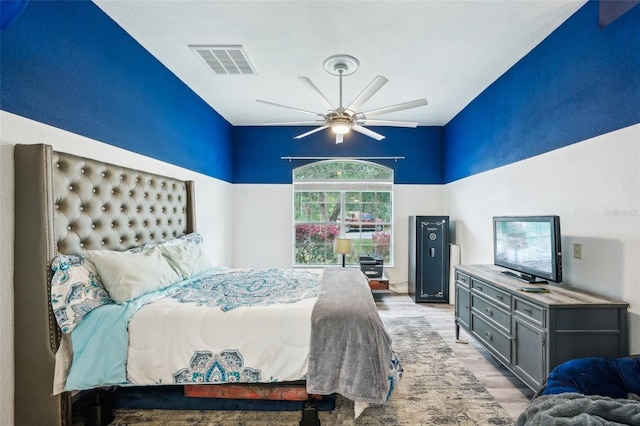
left=293, top=160, right=393, bottom=266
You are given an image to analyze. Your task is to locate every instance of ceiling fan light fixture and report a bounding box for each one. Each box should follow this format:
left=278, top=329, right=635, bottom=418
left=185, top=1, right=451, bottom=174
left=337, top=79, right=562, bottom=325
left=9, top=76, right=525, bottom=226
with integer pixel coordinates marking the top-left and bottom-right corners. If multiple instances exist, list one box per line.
left=331, top=123, right=352, bottom=135
left=329, top=115, right=353, bottom=134
left=256, top=53, right=428, bottom=144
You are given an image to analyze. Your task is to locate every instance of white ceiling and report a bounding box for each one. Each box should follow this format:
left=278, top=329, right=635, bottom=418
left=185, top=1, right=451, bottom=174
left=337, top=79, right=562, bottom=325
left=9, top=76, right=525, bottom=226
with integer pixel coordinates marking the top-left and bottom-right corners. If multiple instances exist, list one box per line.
left=94, top=0, right=586, bottom=127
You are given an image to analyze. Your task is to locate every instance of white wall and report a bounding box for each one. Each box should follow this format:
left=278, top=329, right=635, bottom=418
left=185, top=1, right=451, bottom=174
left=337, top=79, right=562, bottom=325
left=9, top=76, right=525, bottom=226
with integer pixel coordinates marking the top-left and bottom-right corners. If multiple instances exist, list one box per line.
left=444, top=124, right=640, bottom=352
left=232, top=183, right=445, bottom=292
left=391, top=185, right=447, bottom=290
left=232, top=185, right=293, bottom=269
left=0, top=111, right=234, bottom=425
left=2, top=112, right=637, bottom=423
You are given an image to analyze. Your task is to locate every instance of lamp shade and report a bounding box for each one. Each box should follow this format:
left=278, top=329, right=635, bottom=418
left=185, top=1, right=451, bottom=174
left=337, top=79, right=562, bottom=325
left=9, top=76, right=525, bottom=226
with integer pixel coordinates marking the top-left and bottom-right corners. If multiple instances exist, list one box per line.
left=335, top=238, right=352, bottom=254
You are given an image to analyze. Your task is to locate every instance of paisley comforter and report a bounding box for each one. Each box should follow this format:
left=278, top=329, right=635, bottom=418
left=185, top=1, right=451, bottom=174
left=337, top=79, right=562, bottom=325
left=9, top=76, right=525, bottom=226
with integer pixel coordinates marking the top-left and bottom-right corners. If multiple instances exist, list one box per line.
left=60, top=266, right=400, bottom=412
left=64, top=267, right=321, bottom=390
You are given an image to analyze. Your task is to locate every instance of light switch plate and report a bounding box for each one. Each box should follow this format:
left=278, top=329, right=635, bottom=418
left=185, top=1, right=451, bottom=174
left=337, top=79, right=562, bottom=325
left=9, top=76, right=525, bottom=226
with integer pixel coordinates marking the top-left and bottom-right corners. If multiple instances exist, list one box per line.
left=573, top=243, right=582, bottom=259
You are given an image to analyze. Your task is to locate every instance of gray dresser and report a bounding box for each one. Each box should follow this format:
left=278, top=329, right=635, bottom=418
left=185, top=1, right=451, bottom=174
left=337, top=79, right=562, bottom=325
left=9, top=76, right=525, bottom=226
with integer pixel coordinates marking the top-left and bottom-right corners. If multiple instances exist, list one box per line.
left=454, top=264, right=629, bottom=391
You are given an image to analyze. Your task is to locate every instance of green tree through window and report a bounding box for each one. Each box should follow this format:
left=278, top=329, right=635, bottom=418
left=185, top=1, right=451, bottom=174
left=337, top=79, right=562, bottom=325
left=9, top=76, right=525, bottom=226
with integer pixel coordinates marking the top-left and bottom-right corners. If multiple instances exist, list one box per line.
left=293, top=160, right=393, bottom=266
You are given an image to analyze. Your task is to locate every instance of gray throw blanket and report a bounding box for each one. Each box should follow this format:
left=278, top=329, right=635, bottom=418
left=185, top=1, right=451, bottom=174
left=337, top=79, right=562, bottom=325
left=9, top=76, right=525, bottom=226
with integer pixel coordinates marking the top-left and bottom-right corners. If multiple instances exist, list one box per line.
left=517, top=393, right=640, bottom=425
left=306, top=267, right=393, bottom=404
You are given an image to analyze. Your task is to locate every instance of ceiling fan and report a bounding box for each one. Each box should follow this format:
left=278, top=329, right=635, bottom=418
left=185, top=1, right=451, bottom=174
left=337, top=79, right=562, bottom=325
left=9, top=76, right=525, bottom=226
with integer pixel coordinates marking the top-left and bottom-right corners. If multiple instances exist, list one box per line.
left=256, top=55, right=428, bottom=144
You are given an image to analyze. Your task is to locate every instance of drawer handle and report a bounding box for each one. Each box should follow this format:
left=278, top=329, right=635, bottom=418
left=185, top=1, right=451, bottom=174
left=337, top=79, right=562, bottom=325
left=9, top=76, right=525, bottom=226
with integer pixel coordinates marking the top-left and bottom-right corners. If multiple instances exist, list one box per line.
left=485, top=331, right=493, bottom=341
left=477, top=286, right=483, bottom=291
left=485, top=307, right=493, bottom=316
left=523, top=308, right=533, bottom=315
left=495, top=294, right=503, bottom=301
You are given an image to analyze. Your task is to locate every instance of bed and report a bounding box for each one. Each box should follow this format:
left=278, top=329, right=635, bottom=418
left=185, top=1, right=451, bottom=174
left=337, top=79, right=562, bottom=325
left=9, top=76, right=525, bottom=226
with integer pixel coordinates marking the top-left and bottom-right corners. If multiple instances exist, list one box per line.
left=13, top=144, right=401, bottom=426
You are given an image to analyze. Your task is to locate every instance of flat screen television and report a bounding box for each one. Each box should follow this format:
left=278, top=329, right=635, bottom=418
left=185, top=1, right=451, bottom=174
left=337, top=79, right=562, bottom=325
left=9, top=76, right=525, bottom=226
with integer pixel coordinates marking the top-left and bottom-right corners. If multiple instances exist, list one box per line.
left=493, top=215, right=562, bottom=283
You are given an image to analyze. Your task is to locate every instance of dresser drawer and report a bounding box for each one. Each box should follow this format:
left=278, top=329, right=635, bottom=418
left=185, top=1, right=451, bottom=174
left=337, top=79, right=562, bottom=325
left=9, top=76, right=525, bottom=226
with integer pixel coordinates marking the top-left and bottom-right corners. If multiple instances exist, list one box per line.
left=471, top=278, right=511, bottom=310
left=471, top=313, right=511, bottom=365
left=472, top=294, right=511, bottom=333
left=513, top=297, right=544, bottom=327
left=456, top=284, right=471, bottom=330
left=456, top=271, right=470, bottom=287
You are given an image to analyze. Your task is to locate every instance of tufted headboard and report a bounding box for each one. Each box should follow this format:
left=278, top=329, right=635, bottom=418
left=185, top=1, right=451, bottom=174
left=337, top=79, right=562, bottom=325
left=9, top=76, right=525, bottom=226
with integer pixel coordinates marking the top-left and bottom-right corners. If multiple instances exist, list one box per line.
left=13, top=144, right=196, bottom=426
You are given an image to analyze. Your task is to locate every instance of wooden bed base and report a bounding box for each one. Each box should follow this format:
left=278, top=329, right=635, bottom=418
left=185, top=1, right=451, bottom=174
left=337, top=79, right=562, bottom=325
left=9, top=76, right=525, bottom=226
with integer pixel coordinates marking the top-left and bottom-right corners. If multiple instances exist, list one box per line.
left=184, top=383, right=321, bottom=401
left=79, top=384, right=323, bottom=426
left=185, top=383, right=322, bottom=426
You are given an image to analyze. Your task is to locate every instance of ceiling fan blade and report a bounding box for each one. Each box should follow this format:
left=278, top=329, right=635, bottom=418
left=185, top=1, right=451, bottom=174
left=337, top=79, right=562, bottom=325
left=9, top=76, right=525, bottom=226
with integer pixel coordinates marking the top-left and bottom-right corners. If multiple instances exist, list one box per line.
left=263, top=121, right=325, bottom=126
left=298, top=77, right=336, bottom=111
left=336, top=133, right=344, bottom=144
left=256, top=99, right=325, bottom=117
left=359, top=98, right=428, bottom=118
left=359, top=119, right=419, bottom=128
left=294, top=125, right=329, bottom=139
left=345, top=75, right=388, bottom=115
left=352, top=125, right=385, bottom=141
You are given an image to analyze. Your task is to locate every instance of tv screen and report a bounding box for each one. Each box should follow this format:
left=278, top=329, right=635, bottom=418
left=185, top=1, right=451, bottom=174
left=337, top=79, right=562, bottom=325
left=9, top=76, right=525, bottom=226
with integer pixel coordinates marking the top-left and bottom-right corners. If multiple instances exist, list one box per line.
left=493, top=216, right=562, bottom=283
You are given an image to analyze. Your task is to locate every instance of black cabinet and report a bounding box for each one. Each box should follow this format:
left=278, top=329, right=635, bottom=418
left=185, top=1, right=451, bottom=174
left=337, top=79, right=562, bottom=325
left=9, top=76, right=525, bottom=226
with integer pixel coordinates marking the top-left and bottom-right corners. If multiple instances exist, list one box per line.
left=408, top=216, right=450, bottom=303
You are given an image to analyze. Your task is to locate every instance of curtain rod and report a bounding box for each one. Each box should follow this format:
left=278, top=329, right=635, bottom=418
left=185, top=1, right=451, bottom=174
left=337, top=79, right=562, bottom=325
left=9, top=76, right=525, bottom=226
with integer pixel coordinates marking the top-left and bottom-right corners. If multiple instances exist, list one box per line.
left=281, top=156, right=405, bottom=162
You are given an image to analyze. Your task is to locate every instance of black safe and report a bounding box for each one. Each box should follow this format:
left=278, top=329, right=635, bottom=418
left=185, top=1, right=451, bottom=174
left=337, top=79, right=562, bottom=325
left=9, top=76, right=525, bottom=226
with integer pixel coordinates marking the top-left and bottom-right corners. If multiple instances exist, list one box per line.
left=408, top=216, right=450, bottom=303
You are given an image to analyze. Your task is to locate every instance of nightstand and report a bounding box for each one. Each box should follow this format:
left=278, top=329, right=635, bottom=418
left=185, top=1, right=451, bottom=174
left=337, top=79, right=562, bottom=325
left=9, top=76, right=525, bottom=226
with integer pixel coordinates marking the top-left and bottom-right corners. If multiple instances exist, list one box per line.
left=366, top=273, right=389, bottom=291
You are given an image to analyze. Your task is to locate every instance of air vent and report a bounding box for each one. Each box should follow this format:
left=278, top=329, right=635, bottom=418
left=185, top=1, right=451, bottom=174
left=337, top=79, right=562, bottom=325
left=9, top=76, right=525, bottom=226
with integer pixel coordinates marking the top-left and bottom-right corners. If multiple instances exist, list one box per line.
left=190, top=45, right=256, bottom=75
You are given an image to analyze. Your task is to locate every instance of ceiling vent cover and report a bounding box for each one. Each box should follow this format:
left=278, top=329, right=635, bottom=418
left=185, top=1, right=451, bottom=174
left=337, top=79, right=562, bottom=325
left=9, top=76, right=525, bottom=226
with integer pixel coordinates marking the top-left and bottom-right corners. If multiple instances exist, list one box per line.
left=190, top=45, right=256, bottom=75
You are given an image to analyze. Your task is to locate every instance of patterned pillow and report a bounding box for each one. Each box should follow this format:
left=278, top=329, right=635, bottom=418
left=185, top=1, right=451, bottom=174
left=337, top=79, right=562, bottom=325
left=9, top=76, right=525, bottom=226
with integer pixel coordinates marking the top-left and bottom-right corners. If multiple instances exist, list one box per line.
left=158, top=232, right=204, bottom=247
left=50, top=254, right=114, bottom=334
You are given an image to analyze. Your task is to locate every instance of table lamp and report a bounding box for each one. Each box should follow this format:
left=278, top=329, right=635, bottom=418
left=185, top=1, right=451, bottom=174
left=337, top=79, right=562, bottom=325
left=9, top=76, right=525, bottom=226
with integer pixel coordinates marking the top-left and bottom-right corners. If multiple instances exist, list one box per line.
left=335, top=238, right=352, bottom=267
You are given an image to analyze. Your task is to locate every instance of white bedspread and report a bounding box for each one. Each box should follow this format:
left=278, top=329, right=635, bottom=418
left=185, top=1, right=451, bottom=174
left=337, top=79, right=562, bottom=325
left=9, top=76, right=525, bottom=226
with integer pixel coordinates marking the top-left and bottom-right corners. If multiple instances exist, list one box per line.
left=58, top=267, right=323, bottom=392
left=126, top=268, right=323, bottom=386
left=127, top=293, right=317, bottom=385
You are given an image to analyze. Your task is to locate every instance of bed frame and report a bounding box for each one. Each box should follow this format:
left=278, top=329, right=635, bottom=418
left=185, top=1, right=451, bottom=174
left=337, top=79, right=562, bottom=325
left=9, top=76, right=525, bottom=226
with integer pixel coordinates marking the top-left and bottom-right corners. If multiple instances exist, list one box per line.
left=14, top=144, right=326, bottom=426
left=13, top=143, right=197, bottom=425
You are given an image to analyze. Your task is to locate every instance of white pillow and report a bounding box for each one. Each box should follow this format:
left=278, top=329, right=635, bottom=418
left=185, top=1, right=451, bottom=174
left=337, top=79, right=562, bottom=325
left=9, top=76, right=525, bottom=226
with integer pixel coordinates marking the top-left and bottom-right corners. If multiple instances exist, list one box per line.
left=84, top=246, right=181, bottom=303
left=159, top=238, right=211, bottom=278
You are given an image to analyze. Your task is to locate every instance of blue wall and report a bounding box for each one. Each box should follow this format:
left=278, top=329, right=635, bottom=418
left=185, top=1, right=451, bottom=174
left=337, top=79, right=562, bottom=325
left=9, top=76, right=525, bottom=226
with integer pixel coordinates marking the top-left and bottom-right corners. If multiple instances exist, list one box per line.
left=2, top=1, right=638, bottom=185
left=444, top=0, right=640, bottom=183
left=0, top=0, right=233, bottom=182
left=232, top=126, right=444, bottom=184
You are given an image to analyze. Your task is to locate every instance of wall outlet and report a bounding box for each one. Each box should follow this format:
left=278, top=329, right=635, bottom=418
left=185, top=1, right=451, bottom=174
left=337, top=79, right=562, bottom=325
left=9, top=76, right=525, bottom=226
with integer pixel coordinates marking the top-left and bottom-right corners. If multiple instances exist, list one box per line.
left=573, top=243, right=582, bottom=259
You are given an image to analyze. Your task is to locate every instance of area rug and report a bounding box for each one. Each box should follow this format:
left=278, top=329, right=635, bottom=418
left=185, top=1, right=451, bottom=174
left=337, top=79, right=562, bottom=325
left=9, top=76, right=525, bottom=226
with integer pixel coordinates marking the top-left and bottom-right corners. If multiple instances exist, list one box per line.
left=110, top=317, right=513, bottom=425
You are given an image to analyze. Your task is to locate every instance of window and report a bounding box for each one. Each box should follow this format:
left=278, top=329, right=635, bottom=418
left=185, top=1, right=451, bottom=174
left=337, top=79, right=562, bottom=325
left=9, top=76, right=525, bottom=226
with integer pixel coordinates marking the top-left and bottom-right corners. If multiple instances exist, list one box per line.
left=293, top=160, right=393, bottom=266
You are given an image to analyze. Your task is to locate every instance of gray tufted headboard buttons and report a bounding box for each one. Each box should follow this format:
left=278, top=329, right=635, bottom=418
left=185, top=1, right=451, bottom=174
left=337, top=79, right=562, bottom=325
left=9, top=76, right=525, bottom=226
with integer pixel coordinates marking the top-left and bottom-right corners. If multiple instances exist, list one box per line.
left=52, top=150, right=195, bottom=253
left=14, top=144, right=196, bottom=426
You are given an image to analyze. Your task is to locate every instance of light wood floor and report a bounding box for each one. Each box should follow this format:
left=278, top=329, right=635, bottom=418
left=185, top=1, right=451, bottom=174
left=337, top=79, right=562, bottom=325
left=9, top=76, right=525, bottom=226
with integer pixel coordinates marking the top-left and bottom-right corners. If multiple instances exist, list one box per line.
left=374, top=292, right=535, bottom=421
